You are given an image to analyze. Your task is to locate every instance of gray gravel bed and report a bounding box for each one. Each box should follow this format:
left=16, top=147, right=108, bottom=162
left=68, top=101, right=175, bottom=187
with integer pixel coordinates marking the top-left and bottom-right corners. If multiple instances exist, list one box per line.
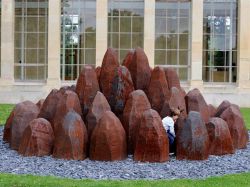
left=0, top=126, right=249, bottom=180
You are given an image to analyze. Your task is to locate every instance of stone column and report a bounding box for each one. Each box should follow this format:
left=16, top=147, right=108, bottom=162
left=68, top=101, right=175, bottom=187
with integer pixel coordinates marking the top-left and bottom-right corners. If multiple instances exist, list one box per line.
left=238, top=0, right=250, bottom=89
left=47, top=0, right=61, bottom=88
left=190, top=0, right=203, bottom=88
left=0, top=0, right=15, bottom=85
left=96, top=0, right=108, bottom=67
left=144, top=0, right=155, bottom=68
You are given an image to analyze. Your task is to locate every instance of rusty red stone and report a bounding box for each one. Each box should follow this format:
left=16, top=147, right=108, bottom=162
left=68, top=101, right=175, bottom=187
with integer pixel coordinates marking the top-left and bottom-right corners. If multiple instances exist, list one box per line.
left=76, top=65, right=100, bottom=118
left=208, top=104, right=216, bottom=118
left=134, top=109, right=169, bottom=162
left=147, top=66, right=170, bottom=114
left=206, top=117, right=235, bottom=155
left=53, top=110, right=88, bottom=160
left=176, top=111, right=209, bottom=160
left=127, top=47, right=151, bottom=93
left=164, top=68, right=181, bottom=90
left=18, top=118, right=55, bottom=157
left=123, top=90, right=151, bottom=154
left=214, top=100, right=231, bottom=117
left=122, top=50, right=135, bottom=68
left=89, top=111, right=127, bottom=161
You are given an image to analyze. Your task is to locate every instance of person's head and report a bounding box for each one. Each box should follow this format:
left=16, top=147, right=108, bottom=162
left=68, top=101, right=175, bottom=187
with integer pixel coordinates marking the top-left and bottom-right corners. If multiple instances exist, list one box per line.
left=170, top=108, right=181, bottom=123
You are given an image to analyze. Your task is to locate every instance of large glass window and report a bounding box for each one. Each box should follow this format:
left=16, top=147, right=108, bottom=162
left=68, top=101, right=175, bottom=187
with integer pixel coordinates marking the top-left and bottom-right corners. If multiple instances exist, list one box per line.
left=61, top=0, right=96, bottom=81
left=15, top=0, right=48, bottom=81
left=108, top=0, right=144, bottom=63
left=155, top=0, right=191, bottom=81
left=203, top=0, right=237, bottom=83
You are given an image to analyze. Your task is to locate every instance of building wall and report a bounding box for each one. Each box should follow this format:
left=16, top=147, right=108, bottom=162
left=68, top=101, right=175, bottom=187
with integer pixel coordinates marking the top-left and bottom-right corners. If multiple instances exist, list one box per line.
left=0, top=0, right=250, bottom=107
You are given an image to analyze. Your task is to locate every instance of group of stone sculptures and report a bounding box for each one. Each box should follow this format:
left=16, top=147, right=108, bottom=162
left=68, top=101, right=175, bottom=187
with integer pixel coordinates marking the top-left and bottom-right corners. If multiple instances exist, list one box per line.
left=2, top=48, right=249, bottom=162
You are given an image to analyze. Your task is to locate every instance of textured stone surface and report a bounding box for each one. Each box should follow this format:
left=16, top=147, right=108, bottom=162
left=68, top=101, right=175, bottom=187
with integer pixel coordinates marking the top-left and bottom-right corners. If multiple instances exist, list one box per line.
left=164, top=68, right=181, bottom=90
left=220, top=106, right=249, bottom=149
left=95, top=66, right=101, bottom=83
left=185, top=88, right=209, bottom=123
left=76, top=65, right=100, bottom=118
left=86, top=91, right=111, bottom=141
left=147, top=67, right=170, bottom=113
left=128, top=48, right=151, bottom=93
left=99, top=48, right=119, bottom=104
left=18, top=118, right=54, bottom=157
left=208, top=104, right=216, bottom=118
left=206, top=117, right=234, bottom=155
left=123, top=90, right=151, bottom=154
left=53, top=110, right=88, bottom=160
left=53, top=90, right=82, bottom=132
left=214, top=100, right=231, bottom=117
left=110, top=66, right=134, bottom=117
left=134, top=109, right=169, bottom=162
left=160, top=87, right=187, bottom=118
left=122, top=50, right=134, bottom=68
left=176, top=111, right=209, bottom=160
left=38, top=89, right=64, bottom=123
left=36, top=99, right=45, bottom=110
left=59, top=85, right=76, bottom=93
left=90, top=111, right=127, bottom=161
left=4, top=101, right=39, bottom=150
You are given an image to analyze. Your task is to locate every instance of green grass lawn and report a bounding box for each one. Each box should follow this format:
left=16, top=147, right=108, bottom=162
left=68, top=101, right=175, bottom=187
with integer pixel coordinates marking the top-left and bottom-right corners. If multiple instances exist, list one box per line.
left=0, top=105, right=249, bottom=187
left=0, top=172, right=249, bottom=187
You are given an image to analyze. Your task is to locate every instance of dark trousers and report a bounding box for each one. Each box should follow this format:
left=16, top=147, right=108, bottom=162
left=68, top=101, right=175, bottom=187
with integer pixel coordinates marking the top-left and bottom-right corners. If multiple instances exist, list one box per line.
left=167, top=131, right=176, bottom=153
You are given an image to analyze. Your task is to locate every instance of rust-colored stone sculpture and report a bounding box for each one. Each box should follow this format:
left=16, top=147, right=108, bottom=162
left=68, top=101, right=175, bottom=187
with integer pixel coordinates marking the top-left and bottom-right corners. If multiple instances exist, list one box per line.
left=185, top=88, right=210, bottom=123
left=53, top=90, right=82, bottom=132
left=36, top=99, right=45, bottom=110
left=164, top=68, right=181, bottom=90
left=99, top=48, right=119, bottom=104
left=176, top=111, right=209, bottom=160
left=111, top=66, right=134, bottom=117
left=4, top=101, right=40, bottom=150
left=128, top=48, right=151, bottom=93
left=220, top=106, right=249, bottom=149
left=53, top=110, right=88, bottom=160
left=86, top=91, right=111, bottom=140
left=89, top=111, right=127, bottom=161
left=76, top=65, right=100, bottom=118
left=208, top=104, right=216, bottom=118
left=123, top=90, right=151, bottom=154
left=122, top=50, right=135, bottom=68
left=206, top=117, right=234, bottom=155
left=95, top=66, right=101, bottom=83
left=38, top=89, right=64, bottom=123
left=214, top=100, right=231, bottom=117
left=134, top=109, right=169, bottom=162
left=147, top=66, right=170, bottom=113
left=160, top=87, right=187, bottom=118
left=18, top=118, right=54, bottom=156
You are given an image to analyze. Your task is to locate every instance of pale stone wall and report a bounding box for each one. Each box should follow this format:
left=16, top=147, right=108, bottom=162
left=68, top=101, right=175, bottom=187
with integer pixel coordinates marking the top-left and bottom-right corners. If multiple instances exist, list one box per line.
left=1, top=0, right=250, bottom=107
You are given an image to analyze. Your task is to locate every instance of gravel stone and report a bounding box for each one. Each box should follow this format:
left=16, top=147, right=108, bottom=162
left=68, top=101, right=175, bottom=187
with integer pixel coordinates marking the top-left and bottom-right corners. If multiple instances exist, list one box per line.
left=0, top=127, right=249, bottom=179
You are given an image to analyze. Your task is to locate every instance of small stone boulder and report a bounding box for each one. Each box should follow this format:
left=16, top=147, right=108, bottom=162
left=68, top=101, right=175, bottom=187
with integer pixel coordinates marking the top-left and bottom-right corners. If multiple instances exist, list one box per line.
left=110, top=66, right=134, bottom=116
left=90, top=111, right=127, bottom=161
left=185, top=88, right=209, bottom=123
left=214, top=100, right=231, bottom=117
left=122, top=50, right=134, bottom=68
left=206, top=117, right=234, bottom=155
left=220, top=106, right=249, bottom=149
left=147, top=67, right=170, bottom=113
left=160, top=87, right=187, bottom=118
left=53, top=110, right=88, bottom=160
left=53, top=90, right=82, bottom=132
left=3, top=101, right=40, bottom=150
left=86, top=91, right=111, bottom=140
left=76, top=65, right=100, bottom=118
left=128, top=47, right=151, bottom=93
left=164, top=68, right=181, bottom=90
left=99, top=48, right=119, bottom=103
left=123, top=90, right=151, bottom=154
left=134, top=109, right=169, bottom=162
left=18, top=118, right=54, bottom=156
left=38, top=89, right=64, bottom=123
left=176, top=111, right=209, bottom=160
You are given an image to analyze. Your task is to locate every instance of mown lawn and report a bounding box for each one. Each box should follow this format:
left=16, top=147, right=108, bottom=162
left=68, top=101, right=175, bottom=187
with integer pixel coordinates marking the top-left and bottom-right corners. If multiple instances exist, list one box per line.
left=0, top=104, right=14, bottom=125
left=240, top=108, right=250, bottom=130
left=0, top=172, right=249, bottom=187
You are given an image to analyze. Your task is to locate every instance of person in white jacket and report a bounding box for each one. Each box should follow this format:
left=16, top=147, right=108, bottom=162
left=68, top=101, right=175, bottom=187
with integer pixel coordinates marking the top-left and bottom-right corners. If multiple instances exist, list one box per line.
left=162, top=109, right=180, bottom=154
